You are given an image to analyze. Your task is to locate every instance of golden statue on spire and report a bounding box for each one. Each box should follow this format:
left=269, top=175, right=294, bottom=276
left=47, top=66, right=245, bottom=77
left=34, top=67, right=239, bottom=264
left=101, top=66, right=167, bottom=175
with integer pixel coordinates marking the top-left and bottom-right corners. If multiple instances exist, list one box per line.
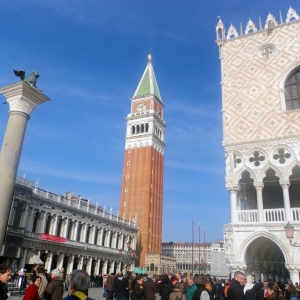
left=148, top=53, right=152, bottom=61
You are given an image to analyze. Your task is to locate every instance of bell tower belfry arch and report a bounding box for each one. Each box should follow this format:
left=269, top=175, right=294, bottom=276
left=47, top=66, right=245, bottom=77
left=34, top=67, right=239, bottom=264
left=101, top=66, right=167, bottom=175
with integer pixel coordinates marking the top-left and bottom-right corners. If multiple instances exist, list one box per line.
left=119, top=55, right=166, bottom=267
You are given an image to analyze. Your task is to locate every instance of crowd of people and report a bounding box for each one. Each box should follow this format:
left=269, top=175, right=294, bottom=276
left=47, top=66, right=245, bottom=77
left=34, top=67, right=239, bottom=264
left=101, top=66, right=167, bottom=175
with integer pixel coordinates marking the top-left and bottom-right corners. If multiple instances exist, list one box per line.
left=0, top=264, right=298, bottom=300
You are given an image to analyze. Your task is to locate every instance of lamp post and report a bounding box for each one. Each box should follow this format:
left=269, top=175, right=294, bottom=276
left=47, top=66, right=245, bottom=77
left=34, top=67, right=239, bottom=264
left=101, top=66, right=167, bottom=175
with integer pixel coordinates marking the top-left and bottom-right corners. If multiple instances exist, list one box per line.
left=119, top=242, right=136, bottom=272
left=284, top=222, right=300, bottom=247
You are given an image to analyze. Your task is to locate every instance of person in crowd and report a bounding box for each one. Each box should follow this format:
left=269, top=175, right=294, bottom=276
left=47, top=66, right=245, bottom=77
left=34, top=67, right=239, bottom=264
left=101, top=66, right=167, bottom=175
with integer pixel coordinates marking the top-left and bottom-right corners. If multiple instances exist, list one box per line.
left=142, top=274, right=157, bottom=300
left=103, top=274, right=109, bottom=297
left=159, top=275, right=173, bottom=300
left=169, top=282, right=186, bottom=300
left=186, top=276, right=197, bottom=300
left=44, top=270, right=51, bottom=284
left=227, top=271, right=246, bottom=300
left=44, top=269, right=64, bottom=300
left=60, top=268, right=67, bottom=290
left=244, top=281, right=264, bottom=300
left=218, top=280, right=225, bottom=300
left=129, top=273, right=137, bottom=299
left=99, top=274, right=103, bottom=288
left=114, top=272, right=129, bottom=300
left=181, top=277, right=188, bottom=293
left=0, top=265, right=11, bottom=300
left=133, top=275, right=145, bottom=300
left=285, top=280, right=298, bottom=300
left=267, top=282, right=285, bottom=300
left=36, top=266, right=48, bottom=300
left=94, top=274, right=99, bottom=288
left=23, top=276, right=42, bottom=300
left=63, top=270, right=93, bottom=300
left=90, top=274, right=95, bottom=287
left=106, top=273, right=115, bottom=300
left=31, top=266, right=39, bottom=281
left=191, top=275, right=210, bottom=300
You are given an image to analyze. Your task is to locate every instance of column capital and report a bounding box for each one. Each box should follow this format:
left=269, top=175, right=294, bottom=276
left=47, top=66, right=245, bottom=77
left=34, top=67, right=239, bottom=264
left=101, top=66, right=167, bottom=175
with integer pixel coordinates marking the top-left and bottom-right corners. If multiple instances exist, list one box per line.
left=253, top=182, right=264, bottom=190
left=226, top=184, right=239, bottom=192
left=0, top=81, right=50, bottom=117
left=280, top=180, right=290, bottom=188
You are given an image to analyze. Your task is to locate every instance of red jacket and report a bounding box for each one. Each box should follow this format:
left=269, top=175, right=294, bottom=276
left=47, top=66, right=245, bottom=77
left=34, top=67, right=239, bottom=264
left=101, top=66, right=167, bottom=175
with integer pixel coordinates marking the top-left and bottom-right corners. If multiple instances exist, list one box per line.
left=23, top=284, right=39, bottom=300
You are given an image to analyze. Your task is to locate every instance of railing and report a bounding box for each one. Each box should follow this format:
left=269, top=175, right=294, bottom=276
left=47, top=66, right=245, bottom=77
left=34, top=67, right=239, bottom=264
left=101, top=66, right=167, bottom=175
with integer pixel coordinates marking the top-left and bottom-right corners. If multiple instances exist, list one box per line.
left=237, top=210, right=258, bottom=222
left=30, top=187, right=137, bottom=228
left=292, top=208, right=300, bottom=221
left=264, top=209, right=285, bottom=222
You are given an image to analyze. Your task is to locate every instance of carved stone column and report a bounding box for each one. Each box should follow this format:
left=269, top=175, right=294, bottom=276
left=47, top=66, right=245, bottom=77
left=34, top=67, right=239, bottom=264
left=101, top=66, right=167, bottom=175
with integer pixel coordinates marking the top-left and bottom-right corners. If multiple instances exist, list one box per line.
left=226, top=184, right=239, bottom=223
left=67, top=254, right=74, bottom=274
left=0, top=81, right=49, bottom=250
left=73, top=221, right=79, bottom=241
left=91, top=226, right=96, bottom=245
left=19, top=248, right=28, bottom=268
left=254, top=182, right=264, bottom=222
left=86, top=257, right=92, bottom=275
left=280, top=181, right=292, bottom=221
left=39, top=212, right=47, bottom=233
left=63, top=218, right=69, bottom=238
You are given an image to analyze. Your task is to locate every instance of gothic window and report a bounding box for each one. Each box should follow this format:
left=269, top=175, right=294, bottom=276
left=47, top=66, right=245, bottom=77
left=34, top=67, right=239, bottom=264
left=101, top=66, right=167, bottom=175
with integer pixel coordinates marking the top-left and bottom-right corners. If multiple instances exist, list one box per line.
left=136, top=125, right=140, bottom=134
left=285, top=69, right=300, bottom=110
left=145, top=123, right=149, bottom=132
left=131, top=126, right=135, bottom=134
left=67, top=222, right=73, bottom=240
left=141, top=124, right=144, bottom=133
left=45, top=215, right=51, bottom=234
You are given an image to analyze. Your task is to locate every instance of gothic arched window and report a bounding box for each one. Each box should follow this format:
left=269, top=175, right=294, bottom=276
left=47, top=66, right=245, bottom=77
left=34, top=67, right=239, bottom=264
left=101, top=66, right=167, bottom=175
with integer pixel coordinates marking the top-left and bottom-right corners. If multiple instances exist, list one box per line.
left=285, top=69, right=300, bottom=110
left=132, top=126, right=135, bottom=134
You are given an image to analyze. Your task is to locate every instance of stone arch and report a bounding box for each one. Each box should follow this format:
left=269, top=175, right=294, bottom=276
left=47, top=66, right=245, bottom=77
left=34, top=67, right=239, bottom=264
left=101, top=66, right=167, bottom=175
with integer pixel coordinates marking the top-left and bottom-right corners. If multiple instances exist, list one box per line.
left=279, top=59, right=300, bottom=110
left=234, top=167, right=257, bottom=184
left=258, top=165, right=283, bottom=182
left=236, top=230, right=290, bottom=265
left=286, top=162, right=300, bottom=179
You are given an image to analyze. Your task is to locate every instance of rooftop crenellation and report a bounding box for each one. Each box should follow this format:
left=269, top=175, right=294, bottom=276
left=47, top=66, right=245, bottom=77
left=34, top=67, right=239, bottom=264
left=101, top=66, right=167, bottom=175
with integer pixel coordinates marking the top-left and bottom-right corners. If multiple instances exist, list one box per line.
left=216, top=7, right=300, bottom=41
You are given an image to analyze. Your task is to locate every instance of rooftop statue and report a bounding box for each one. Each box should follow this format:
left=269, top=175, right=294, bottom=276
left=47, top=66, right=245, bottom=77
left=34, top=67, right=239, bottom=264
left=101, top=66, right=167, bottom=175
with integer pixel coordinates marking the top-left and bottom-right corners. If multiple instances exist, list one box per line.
left=13, top=69, right=40, bottom=88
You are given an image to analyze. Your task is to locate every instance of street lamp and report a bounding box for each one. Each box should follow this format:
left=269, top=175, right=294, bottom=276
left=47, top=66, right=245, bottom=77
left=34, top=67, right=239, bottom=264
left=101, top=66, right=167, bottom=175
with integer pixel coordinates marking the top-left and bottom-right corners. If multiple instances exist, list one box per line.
left=284, top=222, right=300, bottom=247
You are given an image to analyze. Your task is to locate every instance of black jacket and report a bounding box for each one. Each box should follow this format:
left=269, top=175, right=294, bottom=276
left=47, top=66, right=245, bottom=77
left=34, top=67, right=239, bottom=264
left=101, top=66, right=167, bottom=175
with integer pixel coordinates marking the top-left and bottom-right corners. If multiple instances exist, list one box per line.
left=227, top=279, right=244, bottom=300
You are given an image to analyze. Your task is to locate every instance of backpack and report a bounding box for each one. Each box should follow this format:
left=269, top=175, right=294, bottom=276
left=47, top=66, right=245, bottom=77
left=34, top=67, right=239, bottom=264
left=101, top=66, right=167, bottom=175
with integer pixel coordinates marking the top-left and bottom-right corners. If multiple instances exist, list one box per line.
left=175, top=292, right=183, bottom=300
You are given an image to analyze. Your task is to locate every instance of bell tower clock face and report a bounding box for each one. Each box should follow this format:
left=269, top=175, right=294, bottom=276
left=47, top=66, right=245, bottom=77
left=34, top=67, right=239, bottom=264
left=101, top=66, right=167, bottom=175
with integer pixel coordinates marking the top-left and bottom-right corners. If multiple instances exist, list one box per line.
left=137, top=103, right=146, bottom=111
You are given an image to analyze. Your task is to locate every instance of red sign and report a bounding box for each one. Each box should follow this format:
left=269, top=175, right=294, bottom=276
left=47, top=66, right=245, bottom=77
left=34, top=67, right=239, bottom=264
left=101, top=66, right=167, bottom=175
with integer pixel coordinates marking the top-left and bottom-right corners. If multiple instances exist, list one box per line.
left=40, top=233, right=66, bottom=243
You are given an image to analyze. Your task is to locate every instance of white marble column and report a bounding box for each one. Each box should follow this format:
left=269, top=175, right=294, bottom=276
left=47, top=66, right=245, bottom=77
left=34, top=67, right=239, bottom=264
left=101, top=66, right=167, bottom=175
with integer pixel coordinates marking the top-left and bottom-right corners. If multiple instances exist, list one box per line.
left=226, top=184, right=239, bottom=223
left=51, top=215, right=58, bottom=235
left=77, top=257, right=83, bottom=270
left=94, top=258, right=100, bottom=275
left=39, top=212, right=47, bottom=233
left=46, top=252, right=53, bottom=271
left=67, top=254, right=74, bottom=274
left=58, top=254, right=64, bottom=269
left=82, top=224, right=88, bottom=243
left=99, top=228, right=104, bottom=246
left=109, top=261, right=115, bottom=274
left=106, top=230, right=112, bottom=247
left=73, top=222, right=79, bottom=241
left=91, top=226, right=97, bottom=245
left=87, top=257, right=92, bottom=275
left=63, top=218, right=69, bottom=238
left=254, top=182, right=264, bottom=222
left=102, top=260, right=108, bottom=274
left=281, top=181, right=292, bottom=221
left=112, top=232, right=117, bottom=248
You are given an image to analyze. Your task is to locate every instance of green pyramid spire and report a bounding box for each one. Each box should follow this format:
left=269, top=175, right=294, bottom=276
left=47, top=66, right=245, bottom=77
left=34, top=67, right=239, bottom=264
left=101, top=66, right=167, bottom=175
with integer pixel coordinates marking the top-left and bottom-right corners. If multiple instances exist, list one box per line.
left=133, top=54, right=162, bottom=102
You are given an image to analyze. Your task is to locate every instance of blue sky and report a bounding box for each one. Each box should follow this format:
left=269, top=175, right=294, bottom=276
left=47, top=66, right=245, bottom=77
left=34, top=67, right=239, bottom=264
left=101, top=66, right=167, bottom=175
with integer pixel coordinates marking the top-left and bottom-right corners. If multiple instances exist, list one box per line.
left=0, top=0, right=298, bottom=243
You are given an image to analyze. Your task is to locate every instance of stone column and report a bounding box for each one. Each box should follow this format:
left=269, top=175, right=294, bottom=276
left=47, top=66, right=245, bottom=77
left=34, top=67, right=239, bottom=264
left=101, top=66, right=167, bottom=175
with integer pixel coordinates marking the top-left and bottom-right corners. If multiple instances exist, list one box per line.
left=19, top=248, right=28, bottom=268
left=0, top=81, right=49, bottom=250
left=91, top=226, right=96, bottom=245
left=87, top=257, right=92, bottom=275
left=254, top=183, right=264, bottom=222
left=77, top=257, right=83, bottom=270
left=280, top=181, right=292, bottom=221
left=286, top=265, right=300, bottom=284
left=22, top=202, right=30, bottom=228
left=106, top=230, right=112, bottom=247
left=67, top=255, right=74, bottom=274
left=94, top=258, right=100, bottom=275
left=51, top=215, right=58, bottom=236
left=46, top=252, right=53, bottom=271
left=58, top=254, right=65, bottom=269
left=73, top=222, right=79, bottom=241
left=109, top=261, right=115, bottom=274
left=226, top=184, right=239, bottom=223
left=63, top=218, right=69, bottom=238
left=102, top=260, right=108, bottom=274
left=39, top=212, right=47, bottom=233
left=99, top=228, right=104, bottom=246
left=82, top=224, right=88, bottom=243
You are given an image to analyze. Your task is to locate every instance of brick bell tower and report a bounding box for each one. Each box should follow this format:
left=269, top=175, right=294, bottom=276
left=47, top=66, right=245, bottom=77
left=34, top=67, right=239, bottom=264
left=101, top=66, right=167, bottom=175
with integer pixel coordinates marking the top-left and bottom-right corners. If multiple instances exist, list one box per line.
left=119, top=54, right=166, bottom=267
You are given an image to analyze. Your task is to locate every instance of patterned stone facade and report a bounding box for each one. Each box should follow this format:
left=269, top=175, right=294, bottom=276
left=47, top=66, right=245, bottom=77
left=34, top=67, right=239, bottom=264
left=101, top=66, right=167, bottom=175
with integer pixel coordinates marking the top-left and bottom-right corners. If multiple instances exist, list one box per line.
left=217, top=8, right=300, bottom=283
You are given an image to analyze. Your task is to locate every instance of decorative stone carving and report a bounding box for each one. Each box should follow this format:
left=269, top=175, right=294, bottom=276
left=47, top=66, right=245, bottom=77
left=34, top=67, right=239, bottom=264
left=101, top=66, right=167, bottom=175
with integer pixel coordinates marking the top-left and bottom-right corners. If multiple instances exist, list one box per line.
left=257, top=44, right=276, bottom=59
left=286, top=7, right=299, bottom=22
left=245, top=19, right=257, bottom=34
left=227, top=24, right=238, bottom=39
